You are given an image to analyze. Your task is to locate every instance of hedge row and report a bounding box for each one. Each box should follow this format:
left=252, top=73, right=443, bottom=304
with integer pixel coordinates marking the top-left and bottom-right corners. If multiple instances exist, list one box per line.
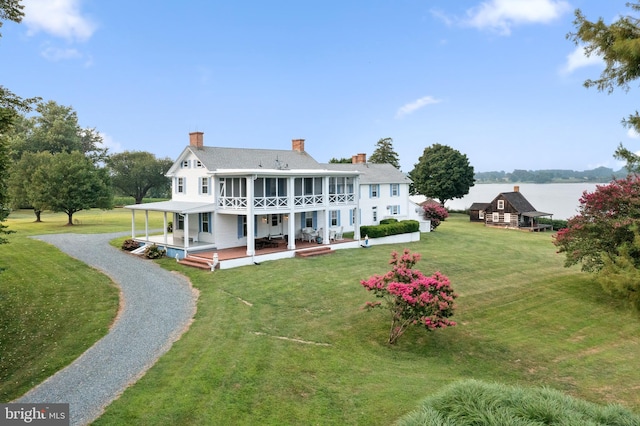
left=360, top=219, right=420, bottom=238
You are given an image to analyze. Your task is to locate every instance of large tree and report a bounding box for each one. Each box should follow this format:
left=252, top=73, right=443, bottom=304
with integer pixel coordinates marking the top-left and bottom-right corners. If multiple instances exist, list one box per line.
left=369, top=137, right=400, bottom=169
left=409, top=144, right=475, bottom=206
left=8, top=152, right=51, bottom=221
left=568, top=2, right=640, bottom=171
left=553, top=176, right=640, bottom=309
left=10, top=100, right=108, bottom=163
left=0, top=0, right=39, bottom=246
left=30, top=151, right=113, bottom=225
left=107, top=151, right=173, bottom=204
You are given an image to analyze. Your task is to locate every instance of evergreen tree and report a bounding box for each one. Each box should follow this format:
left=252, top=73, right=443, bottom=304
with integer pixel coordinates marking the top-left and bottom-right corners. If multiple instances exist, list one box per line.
left=369, top=137, right=400, bottom=169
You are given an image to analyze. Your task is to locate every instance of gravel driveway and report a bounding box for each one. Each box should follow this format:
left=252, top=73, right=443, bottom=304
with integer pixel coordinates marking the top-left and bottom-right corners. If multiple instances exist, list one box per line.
left=15, top=232, right=198, bottom=426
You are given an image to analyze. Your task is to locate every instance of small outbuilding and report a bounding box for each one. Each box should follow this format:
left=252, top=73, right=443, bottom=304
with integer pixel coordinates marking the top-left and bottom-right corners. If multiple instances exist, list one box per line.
left=469, top=202, right=490, bottom=222
left=472, top=186, right=553, bottom=231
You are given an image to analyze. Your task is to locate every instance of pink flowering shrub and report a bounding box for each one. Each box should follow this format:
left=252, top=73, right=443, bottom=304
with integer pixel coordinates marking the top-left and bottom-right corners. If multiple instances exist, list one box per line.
left=360, top=249, right=457, bottom=344
left=421, top=202, right=449, bottom=230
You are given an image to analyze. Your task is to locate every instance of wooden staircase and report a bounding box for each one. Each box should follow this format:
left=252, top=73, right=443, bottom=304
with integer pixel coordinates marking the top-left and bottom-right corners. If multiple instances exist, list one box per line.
left=178, top=254, right=218, bottom=270
left=296, top=246, right=333, bottom=258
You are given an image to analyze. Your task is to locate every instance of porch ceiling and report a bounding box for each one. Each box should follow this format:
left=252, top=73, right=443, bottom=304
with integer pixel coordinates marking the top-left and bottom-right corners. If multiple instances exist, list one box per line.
left=125, top=200, right=217, bottom=214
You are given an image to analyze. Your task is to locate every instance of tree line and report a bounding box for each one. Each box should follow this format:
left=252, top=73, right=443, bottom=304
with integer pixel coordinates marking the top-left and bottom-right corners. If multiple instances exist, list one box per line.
left=475, top=166, right=627, bottom=184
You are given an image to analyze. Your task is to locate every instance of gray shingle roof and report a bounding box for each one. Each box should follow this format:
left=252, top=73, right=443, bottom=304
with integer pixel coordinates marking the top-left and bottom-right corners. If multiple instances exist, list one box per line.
left=500, top=191, right=537, bottom=213
left=469, top=202, right=490, bottom=211
left=188, top=146, right=323, bottom=171
left=322, top=163, right=411, bottom=184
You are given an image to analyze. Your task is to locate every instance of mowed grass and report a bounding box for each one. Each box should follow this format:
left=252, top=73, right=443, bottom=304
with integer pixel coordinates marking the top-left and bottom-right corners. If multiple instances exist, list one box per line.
left=90, top=214, right=640, bottom=425
left=0, top=208, right=165, bottom=401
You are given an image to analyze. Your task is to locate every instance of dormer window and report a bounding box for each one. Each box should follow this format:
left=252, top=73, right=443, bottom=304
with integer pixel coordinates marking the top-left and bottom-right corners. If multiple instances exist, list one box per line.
left=195, top=160, right=203, bottom=168
left=497, top=200, right=504, bottom=210
left=181, top=160, right=189, bottom=168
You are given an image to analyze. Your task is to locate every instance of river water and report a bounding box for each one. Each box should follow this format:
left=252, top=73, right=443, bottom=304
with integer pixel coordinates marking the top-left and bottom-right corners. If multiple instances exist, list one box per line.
left=439, top=183, right=601, bottom=220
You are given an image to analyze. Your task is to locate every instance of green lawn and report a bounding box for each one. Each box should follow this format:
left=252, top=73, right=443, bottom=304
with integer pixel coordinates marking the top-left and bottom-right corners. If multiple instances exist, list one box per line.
left=94, top=214, right=640, bottom=425
left=0, top=208, right=165, bottom=401
left=3, top=211, right=639, bottom=424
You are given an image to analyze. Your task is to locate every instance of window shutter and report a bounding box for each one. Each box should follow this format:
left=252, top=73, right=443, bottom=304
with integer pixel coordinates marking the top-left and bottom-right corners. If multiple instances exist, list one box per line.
left=337, top=210, right=341, bottom=226
left=312, top=211, right=318, bottom=228
left=369, top=185, right=373, bottom=198
left=237, top=216, right=242, bottom=238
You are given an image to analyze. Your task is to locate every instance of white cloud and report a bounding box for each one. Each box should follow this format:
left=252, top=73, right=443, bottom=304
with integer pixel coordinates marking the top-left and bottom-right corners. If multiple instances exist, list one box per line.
left=41, top=46, right=81, bottom=61
left=22, top=0, right=96, bottom=42
left=560, top=45, right=603, bottom=75
left=463, top=0, right=571, bottom=35
left=101, top=133, right=123, bottom=154
left=628, top=128, right=640, bottom=139
left=395, top=96, right=441, bottom=119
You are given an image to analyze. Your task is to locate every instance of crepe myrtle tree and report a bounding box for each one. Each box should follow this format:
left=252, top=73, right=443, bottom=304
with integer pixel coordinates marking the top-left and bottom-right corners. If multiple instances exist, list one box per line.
left=553, top=176, right=640, bottom=309
left=361, top=249, right=457, bottom=344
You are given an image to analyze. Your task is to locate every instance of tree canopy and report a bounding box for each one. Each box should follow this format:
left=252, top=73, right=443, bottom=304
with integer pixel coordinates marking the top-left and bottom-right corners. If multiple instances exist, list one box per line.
left=409, top=144, right=475, bottom=206
left=0, top=0, right=38, bottom=247
left=107, top=151, right=173, bottom=203
left=369, top=137, right=400, bottom=169
left=8, top=100, right=108, bottom=163
left=30, top=151, right=113, bottom=225
left=553, top=176, right=640, bottom=309
left=568, top=2, right=640, bottom=171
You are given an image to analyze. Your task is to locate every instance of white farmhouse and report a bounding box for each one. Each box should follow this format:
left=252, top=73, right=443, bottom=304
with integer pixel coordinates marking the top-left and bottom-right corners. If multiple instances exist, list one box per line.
left=126, top=133, right=424, bottom=268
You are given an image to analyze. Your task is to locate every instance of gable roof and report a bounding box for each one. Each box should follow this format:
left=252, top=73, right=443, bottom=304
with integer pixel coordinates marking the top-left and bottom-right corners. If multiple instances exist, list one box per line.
left=322, top=163, right=411, bottom=184
left=496, top=191, right=538, bottom=213
left=168, top=146, right=323, bottom=175
left=469, top=202, right=490, bottom=211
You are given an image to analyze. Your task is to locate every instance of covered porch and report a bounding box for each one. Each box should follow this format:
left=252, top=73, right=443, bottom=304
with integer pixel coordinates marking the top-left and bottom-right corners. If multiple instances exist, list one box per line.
left=520, top=211, right=554, bottom=232
left=125, top=200, right=218, bottom=256
left=180, top=237, right=359, bottom=270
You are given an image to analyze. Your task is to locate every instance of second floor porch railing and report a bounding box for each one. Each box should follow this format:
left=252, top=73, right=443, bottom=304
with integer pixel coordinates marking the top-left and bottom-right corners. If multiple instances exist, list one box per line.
left=217, top=194, right=356, bottom=210
left=329, top=193, right=355, bottom=204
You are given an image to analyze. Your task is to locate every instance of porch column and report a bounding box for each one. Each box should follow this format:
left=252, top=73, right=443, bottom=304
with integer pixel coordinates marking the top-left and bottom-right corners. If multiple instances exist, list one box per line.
left=246, top=176, right=255, bottom=256
left=163, top=212, right=168, bottom=245
left=288, top=176, right=296, bottom=249
left=184, top=214, right=190, bottom=248
left=322, top=176, right=330, bottom=244
left=145, top=210, right=149, bottom=241
left=131, top=210, right=136, bottom=238
left=354, top=175, right=361, bottom=240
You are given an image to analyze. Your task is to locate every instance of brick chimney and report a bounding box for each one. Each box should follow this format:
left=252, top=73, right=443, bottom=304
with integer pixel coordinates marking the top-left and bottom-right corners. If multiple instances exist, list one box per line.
left=352, top=153, right=367, bottom=164
left=189, top=131, right=204, bottom=149
left=514, top=185, right=520, bottom=192
left=292, top=139, right=305, bottom=152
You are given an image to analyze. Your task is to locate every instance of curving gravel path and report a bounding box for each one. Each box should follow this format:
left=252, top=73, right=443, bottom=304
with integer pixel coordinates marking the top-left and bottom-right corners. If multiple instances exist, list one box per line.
left=15, top=232, right=198, bottom=426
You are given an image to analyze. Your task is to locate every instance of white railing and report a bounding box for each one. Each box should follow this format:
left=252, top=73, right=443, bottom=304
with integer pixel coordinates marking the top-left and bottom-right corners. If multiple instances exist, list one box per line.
left=254, top=196, right=289, bottom=209
left=218, top=197, right=248, bottom=209
left=329, top=193, right=355, bottom=204
left=294, top=194, right=324, bottom=206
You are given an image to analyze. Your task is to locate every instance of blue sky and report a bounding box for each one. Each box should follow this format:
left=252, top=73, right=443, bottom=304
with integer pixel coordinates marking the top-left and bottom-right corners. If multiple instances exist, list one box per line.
left=2, top=0, right=638, bottom=173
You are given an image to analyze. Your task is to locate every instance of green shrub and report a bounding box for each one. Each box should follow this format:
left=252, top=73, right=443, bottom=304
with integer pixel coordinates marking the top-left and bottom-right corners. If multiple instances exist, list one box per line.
left=360, top=220, right=419, bottom=238
left=379, top=218, right=398, bottom=225
left=397, top=380, right=640, bottom=426
left=143, top=244, right=166, bottom=259
left=538, top=217, right=568, bottom=230
left=121, top=239, right=140, bottom=251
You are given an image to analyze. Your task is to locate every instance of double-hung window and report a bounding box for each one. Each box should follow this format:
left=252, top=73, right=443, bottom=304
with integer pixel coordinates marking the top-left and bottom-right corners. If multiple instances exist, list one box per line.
left=370, top=184, right=379, bottom=198
left=176, top=177, right=185, bottom=194
left=200, top=177, right=209, bottom=194
left=390, top=183, right=399, bottom=197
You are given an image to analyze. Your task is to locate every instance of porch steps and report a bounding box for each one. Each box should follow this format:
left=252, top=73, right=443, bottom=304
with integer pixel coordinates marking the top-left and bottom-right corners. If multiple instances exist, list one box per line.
left=178, top=254, right=218, bottom=271
left=296, top=246, right=333, bottom=258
